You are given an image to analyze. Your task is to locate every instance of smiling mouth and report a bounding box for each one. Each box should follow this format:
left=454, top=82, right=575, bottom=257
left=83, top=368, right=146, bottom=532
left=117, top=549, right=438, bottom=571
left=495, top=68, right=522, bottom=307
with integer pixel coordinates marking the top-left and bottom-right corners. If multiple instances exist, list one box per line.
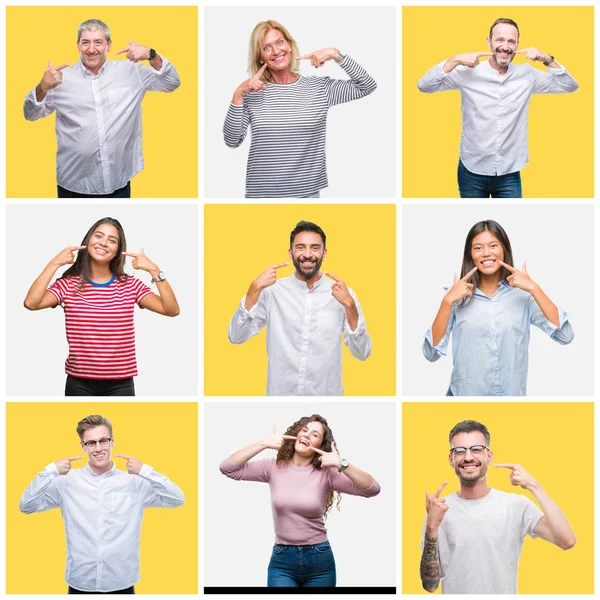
left=460, top=463, right=480, bottom=471
left=298, top=438, right=310, bottom=447
left=93, top=452, right=106, bottom=459
left=94, top=247, right=109, bottom=255
left=480, top=260, right=496, bottom=266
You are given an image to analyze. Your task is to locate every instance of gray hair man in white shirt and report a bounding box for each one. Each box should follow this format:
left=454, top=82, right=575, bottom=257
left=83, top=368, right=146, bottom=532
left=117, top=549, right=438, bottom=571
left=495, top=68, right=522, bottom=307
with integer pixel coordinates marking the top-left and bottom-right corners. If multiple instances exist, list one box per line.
left=19, top=414, right=185, bottom=593
left=228, top=220, right=372, bottom=396
left=420, top=419, right=576, bottom=594
left=23, top=18, right=181, bottom=198
left=418, top=17, right=579, bottom=198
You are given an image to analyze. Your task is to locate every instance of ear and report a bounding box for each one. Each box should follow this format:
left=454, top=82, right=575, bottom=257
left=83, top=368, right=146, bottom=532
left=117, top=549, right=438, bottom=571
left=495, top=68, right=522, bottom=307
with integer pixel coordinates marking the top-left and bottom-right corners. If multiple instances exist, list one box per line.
left=322, top=248, right=327, bottom=262
left=487, top=449, right=493, bottom=463
left=107, top=40, right=112, bottom=53
left=486, top=36, right=492, bottom=50
left=288, top=248, right=293, bottom=262
left=448, top=452, right=455, bottom=468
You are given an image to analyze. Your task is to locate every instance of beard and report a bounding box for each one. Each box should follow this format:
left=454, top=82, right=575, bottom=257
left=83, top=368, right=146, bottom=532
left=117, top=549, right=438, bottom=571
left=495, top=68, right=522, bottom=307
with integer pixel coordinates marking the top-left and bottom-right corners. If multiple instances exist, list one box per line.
left=292, top=255, right=323, bottom=279
left=454, top=459, right=489, bottom=486
left=492, top=47, right=515, bottom=67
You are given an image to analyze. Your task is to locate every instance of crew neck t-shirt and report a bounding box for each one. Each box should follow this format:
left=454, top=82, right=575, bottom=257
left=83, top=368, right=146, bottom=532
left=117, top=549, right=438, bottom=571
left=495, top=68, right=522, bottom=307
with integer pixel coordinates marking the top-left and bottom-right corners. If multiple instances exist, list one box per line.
left=48, top=275, right=152, bottom=379
left=420, top=488, right=543, bottom=594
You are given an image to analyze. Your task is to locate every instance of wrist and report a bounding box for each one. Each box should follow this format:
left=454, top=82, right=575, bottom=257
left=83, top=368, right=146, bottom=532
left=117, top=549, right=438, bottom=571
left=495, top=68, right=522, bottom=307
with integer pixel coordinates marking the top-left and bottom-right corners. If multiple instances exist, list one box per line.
left=525, top=479, right=541, bottom=493
left=426, top=524, right=439, bottom=538
left=149, top=266, right=160, bottom=279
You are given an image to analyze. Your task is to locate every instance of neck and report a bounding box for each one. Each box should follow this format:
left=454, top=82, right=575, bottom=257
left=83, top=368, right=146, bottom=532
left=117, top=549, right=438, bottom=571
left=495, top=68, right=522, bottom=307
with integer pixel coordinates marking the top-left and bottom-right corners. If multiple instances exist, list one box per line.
left=489, top=55, right=509, bottom=75
left=294, top=270, right=322, bottom=290
left=477, top=270, right=502, bottom=295
left=270, top=68, right=298, bottom=84
left=89, top=262, right=114, bottom=283
left=458, top=478, right=490, bottom=500
left=291, top=452, right=312, bottom=467
left=89, top=460, right=113, bottom=475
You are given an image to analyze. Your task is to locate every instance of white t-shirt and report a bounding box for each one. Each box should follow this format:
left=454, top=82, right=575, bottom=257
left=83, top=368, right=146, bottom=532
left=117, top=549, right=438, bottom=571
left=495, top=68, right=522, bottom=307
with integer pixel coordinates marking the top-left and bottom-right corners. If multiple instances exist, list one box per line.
left=421, top=488, right=543, bottom=594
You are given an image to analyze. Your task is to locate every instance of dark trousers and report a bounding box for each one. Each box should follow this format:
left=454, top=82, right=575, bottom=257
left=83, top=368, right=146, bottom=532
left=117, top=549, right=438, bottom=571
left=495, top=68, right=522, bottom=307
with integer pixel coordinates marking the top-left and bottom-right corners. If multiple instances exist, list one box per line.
left=68, top=586, right=135, bottom=594
left=457, top=160, right=522, bottom=198
left=65, top=375, right=135, bottom=396
left=57, top=182, right=131, bottom=198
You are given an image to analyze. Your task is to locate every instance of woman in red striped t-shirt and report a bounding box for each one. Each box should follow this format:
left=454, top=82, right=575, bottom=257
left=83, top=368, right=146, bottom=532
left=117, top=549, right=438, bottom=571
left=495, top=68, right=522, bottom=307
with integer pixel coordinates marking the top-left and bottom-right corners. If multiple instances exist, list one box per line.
left=24, top=217, right=180, bottom=396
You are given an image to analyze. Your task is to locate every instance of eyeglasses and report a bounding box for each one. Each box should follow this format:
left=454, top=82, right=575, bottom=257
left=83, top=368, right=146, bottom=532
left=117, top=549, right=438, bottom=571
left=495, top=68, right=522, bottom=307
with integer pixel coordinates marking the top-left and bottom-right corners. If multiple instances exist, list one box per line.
left=450, top=445, right=489, bottom=456
left=82, top=437, right=112, bottom=449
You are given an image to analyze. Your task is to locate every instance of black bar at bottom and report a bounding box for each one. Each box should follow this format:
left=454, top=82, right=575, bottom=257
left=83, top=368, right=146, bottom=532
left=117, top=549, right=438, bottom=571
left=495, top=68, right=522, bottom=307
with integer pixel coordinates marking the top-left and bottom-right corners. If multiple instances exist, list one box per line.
left=204, top=587, right=396, bottom=594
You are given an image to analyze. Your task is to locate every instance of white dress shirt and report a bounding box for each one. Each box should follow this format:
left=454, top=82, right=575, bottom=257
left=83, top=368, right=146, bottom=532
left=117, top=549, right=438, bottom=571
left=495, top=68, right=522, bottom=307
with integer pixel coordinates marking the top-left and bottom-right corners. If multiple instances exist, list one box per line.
left=23, top=58, right=181, bottom=194
left=228, top=274, right=372, bottom=396
left=418, top=59, right=579, bottom=175
left=19, top=461, right=185, bottom=592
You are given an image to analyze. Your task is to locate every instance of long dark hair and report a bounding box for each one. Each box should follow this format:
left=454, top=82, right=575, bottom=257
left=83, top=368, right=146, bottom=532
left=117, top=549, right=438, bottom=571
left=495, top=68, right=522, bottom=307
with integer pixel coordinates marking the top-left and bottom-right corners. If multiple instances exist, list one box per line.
left=276, top=414, right=342, bottom=517
left=60, top=217, right=128, bottom=290
left=459, top=220, right=514, bottom=306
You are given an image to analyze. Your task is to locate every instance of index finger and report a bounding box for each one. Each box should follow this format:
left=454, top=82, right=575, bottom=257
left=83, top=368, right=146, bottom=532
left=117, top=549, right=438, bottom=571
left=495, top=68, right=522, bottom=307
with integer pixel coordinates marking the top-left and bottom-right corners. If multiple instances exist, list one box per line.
left=115, top=47, right=130, bottom=56
left=461, top=266, right=478, bottom=281
left=67, top=456, right=84, bottom=462
left=494, top=464, right=517, bottom=469
left=257, top=62, right=268, bottom=74
left=282, top=435, right=297, bottom=440
left=476, top=52, right=494, bottom=57
left=498, top=260, right=516, bottom=273
left=121, top=252, right=139, bottom=258
left=432, top=481, right=448, bottom=498
left=55, top=63, right=70, bottom=71
left=311, top=447, right=325, bottom=455
left=272, top=262, right=289, bottom=269
left=295, top=54, right=311, bottom=60
left=514, top=50, right=528, bottom=54
left=323, top=271, right=340, bottom=282
left=69, top=246, right=87, bottom=251
left=114, top=453, right=132, bottom=460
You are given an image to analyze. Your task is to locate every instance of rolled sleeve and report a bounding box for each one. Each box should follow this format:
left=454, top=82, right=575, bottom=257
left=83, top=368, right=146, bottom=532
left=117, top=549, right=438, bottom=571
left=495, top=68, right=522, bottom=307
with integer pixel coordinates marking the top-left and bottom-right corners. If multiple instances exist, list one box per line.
left=343, top=290, right=372, bottom=360
left=422, top=328, right=447, bottom=362
left=228, top=295, right=267, bottom=344
left=529, top=298, right=574, bottom=345
left=23, top=87, right=54, bottom=120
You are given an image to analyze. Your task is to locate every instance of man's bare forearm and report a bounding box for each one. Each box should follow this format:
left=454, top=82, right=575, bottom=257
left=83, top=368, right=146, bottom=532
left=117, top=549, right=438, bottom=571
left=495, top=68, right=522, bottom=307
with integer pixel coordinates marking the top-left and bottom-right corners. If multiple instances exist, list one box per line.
left=420, top=530, right=441, bottom=593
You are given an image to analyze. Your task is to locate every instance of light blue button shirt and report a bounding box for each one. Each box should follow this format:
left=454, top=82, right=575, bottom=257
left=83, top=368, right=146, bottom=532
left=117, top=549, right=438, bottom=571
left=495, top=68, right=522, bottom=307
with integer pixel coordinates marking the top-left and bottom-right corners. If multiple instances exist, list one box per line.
left=422, top=281, right=574, bottom=396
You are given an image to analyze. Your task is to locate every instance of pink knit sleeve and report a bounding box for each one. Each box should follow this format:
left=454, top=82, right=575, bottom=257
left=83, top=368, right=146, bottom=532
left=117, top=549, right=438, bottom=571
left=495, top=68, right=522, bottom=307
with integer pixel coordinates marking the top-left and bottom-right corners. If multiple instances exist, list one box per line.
left=219, top=457, right=274, bottom=483
left=327, top=468, right=381, bottom=497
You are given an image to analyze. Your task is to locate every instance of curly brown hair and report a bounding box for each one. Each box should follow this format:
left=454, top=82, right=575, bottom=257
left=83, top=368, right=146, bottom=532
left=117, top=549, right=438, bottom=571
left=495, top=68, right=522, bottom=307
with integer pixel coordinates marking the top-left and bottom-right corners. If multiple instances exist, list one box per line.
left=276, top=414, right=342, bottom=517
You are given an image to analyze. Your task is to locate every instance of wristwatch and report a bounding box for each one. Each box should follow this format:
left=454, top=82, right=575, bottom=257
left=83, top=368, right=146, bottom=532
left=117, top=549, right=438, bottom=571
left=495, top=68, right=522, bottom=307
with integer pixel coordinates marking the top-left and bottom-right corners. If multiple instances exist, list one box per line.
left=338, top=458, right=350, bottom=473
left=335, top=50, right=346, bottom=64
left=148, top=48, right=157, bottom=61
left=543, top=54, right=555, bottom=67
left=151, top=271, right=166, bottom=284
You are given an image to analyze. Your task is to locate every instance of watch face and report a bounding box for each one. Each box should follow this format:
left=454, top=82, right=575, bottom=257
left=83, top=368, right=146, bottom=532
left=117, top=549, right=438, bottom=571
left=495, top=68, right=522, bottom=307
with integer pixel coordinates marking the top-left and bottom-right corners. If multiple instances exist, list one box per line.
left=341, top=459, right=349, bottom=468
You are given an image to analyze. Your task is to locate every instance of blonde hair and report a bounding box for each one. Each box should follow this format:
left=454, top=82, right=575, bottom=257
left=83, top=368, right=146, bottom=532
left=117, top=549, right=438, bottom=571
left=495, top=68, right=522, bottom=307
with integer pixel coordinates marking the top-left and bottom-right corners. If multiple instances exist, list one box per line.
left=76, top=415, right=113, bottom=440
left=248, top=20, right=300, bottom=82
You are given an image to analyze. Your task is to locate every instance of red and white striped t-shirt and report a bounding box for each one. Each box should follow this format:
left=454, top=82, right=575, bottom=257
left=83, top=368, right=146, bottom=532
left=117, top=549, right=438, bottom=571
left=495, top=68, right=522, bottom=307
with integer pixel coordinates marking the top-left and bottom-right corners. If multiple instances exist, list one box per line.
left=48, top=275, right=152, bottom=380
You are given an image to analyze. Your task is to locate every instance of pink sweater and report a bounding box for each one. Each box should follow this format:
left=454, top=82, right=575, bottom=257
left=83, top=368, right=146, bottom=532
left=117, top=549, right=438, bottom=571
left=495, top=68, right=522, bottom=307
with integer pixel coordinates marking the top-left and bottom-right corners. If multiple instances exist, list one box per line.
left=220, top=457, right=380, bottom=545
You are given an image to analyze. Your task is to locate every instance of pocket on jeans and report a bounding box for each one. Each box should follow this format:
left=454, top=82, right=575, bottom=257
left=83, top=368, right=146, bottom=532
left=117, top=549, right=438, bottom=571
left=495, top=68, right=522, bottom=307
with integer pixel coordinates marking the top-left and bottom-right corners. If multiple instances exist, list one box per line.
left=272, top=544, right=285, bottom=554
left=314, top=541, right=332, bottom=554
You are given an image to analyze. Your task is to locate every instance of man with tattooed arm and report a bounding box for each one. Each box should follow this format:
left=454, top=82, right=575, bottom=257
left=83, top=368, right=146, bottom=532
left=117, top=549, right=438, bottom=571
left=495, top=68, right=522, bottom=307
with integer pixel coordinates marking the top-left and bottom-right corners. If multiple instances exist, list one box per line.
left=420, top=420, right=576, bottom=594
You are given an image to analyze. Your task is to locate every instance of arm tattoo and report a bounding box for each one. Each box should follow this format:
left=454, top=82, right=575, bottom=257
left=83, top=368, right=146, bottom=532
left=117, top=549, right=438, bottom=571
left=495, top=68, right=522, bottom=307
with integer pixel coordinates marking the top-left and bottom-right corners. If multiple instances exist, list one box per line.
left=420, top=533, right=441, bottom=593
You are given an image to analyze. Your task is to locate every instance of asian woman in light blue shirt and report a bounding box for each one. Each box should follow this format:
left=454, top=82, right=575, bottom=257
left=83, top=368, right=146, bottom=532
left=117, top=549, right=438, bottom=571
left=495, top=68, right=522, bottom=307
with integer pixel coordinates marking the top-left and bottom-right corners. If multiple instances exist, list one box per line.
left=423, top=220, right=573, bottom=396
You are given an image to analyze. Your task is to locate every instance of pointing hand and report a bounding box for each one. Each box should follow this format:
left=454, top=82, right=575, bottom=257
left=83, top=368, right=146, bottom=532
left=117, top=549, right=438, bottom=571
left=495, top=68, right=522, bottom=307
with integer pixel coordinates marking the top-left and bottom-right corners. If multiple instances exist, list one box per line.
left=515, top=48, right=551, bottom=63
left=454, top=52, right=493, bottom=68
left=425, top=481, right=449, bottom=528
left=55, top=456, right=84, bottom=476
left=115, top=453, right=143, bottom=475
left=495, top=463, right=538, bottom=490
left=296, top=48, right=340, bottom=68
left=498, top=260, right=537, bottom=293
left=40, top=61, right=70, bottom=93
left=235, top=63, right=269, bottom=98
left=115, top=40, right=152, bottom=63
left=51, top=246, right=87, bottom=268
left=252, top=262, right=290, bottom=291
left=262, top=425, right=297, bottom=450
left=324, top=271, right=354, bottom=308
left=312, top=441, right=342, bottom=469
left=444, top=266, right=477, bottom=304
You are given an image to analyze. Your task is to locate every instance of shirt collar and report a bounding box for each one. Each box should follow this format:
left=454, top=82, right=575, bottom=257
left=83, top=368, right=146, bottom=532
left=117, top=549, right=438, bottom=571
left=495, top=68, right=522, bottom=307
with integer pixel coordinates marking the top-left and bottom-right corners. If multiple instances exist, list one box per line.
left=84, top=461, right=117, bottom=477
left=474, top=279, right=510, bottom=299
left=291, top=272, right=325, bottom=291
left=79, top=58, right=110, bottom=77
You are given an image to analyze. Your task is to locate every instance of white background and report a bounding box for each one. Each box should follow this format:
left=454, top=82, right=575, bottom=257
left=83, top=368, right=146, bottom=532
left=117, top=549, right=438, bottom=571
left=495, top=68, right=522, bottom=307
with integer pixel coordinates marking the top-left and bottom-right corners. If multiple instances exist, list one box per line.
left=402, top=203, right=595, bottom=396
left=6, top=203, right=198, bottom=396
left=204, top=401, right=396, bottom=587
left=203, top=5, right=397, bottom=198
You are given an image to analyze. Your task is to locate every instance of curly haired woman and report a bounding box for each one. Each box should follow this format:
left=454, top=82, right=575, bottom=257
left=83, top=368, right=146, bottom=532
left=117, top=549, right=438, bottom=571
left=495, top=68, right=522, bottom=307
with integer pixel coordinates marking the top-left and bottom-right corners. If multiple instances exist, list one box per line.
left=219, top=413, right=380, bottom=587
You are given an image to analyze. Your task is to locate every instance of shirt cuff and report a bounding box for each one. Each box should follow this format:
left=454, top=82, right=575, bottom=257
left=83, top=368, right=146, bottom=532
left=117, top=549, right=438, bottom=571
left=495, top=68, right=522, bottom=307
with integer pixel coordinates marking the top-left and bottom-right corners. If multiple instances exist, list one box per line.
left=153, top=55, right=171, bottom=74
left=139, top=463, right=153, bottom=477
left=344, top=312, right=366, bottom=337
left=45, top=462, right=60, bottom=476
left=547, top=62, right=567, bottom=74
left=29, top=86, right=47, bottom=106
left=423, top=328, right=446, bottom=359
left=238, top=295, right=258, bottom=316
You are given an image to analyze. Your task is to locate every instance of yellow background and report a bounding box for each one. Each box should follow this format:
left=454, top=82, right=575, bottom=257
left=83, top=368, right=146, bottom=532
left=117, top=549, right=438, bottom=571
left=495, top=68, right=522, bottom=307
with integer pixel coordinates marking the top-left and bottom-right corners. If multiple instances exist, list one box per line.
left=204, top=204, right=396, bottom=396
left=6, top=6, right=198, bottom=198
left=402, top=6, right=593, bottom=198
left=6, top=402, right=198, bottom=594
left=402, top=402, right=594, bottom=594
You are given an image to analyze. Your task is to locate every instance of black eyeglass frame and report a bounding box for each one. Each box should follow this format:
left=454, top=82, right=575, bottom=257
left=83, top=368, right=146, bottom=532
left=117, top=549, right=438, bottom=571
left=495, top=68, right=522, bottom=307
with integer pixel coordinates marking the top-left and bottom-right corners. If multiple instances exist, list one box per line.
left=449, top=444, right=489, bottom=455
left=81, top=437, right=113, bottom=450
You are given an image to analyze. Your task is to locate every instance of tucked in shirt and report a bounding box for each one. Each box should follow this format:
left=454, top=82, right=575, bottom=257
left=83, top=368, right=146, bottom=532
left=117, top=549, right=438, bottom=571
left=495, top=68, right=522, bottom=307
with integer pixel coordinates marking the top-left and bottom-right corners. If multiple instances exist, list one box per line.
left=220, top=457, right=380, bottom=545
left=422, top=281, right=574, bottom=395
left=417, top=59, right=579, bottom=176
left=223, top=55, right=377, bottom=198
left=228, top=274, right=372, bottom=396
left=19, top=462, right=185, bottom=593
left=48, top=276, right=152, bottom=380
left=420, top=489, right=543, bottom=594
left=23, top=58, right=181, bottom=195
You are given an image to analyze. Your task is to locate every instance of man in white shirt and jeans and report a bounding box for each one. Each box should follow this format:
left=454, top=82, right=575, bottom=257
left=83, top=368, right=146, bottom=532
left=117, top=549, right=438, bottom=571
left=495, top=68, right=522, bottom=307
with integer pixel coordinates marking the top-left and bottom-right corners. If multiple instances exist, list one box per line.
left=228, top=220, right=372, bottom=396
left=23, top=19, right=181, bottom=198
left=19, top=415, right=185, bottom=594
left=418, top=18, right=579, bottom=198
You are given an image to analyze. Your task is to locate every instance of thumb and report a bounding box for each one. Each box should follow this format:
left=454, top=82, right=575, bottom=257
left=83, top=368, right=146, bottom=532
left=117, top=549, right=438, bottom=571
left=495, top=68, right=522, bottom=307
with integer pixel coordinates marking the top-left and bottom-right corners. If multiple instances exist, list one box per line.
left=453, top=273, right=458, bottom=284
left=272, top=424, right=276, bottom=434
left=140, top=248, right=146, bottom=256
left=522, top=260, right=528, bottom=273
left=331, top=441, right=337, bottom=452
left=128, top=39, right=135, bottom=46
left=48, top=60, right=52, bottom=69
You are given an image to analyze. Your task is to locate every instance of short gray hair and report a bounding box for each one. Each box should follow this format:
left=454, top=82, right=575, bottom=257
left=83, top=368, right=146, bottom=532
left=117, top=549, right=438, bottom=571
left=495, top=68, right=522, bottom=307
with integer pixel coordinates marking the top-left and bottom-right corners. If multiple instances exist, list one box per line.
left=77, top=19, right=111, bottom=44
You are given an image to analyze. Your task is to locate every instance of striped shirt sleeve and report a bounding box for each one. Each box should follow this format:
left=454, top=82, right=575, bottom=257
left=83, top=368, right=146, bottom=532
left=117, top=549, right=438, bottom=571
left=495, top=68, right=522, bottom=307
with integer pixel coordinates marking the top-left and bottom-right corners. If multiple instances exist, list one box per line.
left=223, top=103, right=250, bottom=148
left=323, top=55, right=377, bottom=107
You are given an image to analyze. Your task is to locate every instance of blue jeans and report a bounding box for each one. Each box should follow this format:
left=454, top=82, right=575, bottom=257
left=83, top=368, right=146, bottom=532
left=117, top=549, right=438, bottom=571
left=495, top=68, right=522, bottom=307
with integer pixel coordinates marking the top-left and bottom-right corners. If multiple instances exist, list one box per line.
left=267, top=541, right=336, bottom=587
left=307, top=191, right=321, bottom=198
left=457, top=160, right=522, bottom=198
